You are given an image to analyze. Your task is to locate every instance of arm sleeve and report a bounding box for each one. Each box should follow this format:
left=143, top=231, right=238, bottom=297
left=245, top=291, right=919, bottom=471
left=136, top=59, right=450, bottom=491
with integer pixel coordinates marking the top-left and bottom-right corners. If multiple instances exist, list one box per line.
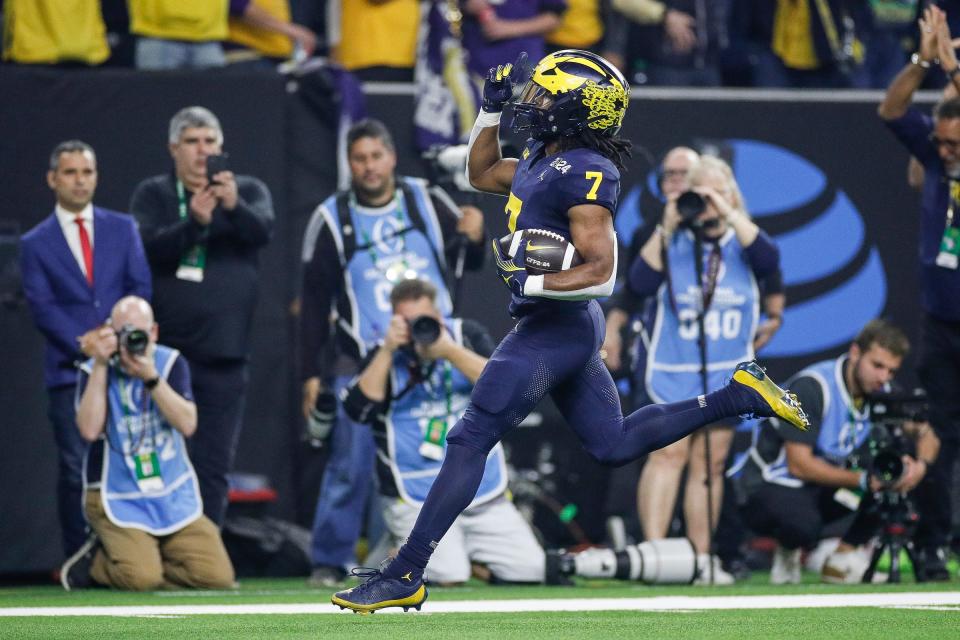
left=759, top=268, right=784, bottom=296
left=627, top=251, right=665, bottom=297
left=884, top=108, right=939, bottom=167
left=166, top=354, right=194, bottom=402
left=19, top=241, right=93, bottom=359
left=218, top=177, right=275, bottom=247
left=460, top=319, right=497, bottom=358
left=129, top=180, right=204, bottom=271
left=777, top=376, right=823, bottom=447
left=742, top=229, right=780, bottom=279
left=299, top=220, right=342, bottom=380
left=341, top=347, right=390, bottom=425
left=430, top=187, right=486, bottom=271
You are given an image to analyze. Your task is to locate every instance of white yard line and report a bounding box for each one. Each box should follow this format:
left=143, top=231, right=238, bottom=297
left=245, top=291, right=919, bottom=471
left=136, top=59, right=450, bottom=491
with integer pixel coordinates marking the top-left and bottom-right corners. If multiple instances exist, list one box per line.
left=2, top=592, right=960, bottom=617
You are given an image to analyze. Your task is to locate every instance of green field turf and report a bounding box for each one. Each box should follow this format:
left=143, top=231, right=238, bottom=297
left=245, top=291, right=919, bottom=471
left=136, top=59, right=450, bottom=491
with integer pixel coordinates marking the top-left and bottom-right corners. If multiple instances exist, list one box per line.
left=1, top=574, right=958, bottom=639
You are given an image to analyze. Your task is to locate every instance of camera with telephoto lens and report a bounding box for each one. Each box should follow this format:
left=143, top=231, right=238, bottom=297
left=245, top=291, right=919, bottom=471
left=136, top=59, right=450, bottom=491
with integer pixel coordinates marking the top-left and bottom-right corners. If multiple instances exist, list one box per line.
left=116, top=323, right=149, bottom=356
left=409, top=315, right=441, bottom=345
left=306, top=389, right=338, bottom=448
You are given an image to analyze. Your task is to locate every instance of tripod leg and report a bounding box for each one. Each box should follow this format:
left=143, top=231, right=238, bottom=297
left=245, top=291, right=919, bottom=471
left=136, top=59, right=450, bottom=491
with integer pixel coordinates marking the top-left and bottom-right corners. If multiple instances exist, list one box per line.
left=862, top=543, right=886, bottom=584
left=904, top=542, right=923, bottom=583
left=888, top=540, right=901, bottom=583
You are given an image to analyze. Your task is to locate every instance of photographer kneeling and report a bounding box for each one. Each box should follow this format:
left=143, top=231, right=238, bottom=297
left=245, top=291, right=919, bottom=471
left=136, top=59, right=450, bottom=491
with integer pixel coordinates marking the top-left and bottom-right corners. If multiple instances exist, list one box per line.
left=61, top=296, right=234, bottom=591
left=342, top=279, right=544, bottom=585
left=738, top=320, right=939, bottom=584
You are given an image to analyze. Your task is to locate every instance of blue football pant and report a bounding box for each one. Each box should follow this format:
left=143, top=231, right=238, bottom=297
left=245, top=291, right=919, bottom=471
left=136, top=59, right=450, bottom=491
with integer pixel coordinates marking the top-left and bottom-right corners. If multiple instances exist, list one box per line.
left=393, top=301, right=742, bottom=577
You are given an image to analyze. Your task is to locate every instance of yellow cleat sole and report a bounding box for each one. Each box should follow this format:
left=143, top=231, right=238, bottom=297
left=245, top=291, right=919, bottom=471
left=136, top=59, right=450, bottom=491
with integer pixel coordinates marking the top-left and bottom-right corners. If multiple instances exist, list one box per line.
left=331, top=585, right=428, bottom=614
left=733, top=368, right=810, bottom=431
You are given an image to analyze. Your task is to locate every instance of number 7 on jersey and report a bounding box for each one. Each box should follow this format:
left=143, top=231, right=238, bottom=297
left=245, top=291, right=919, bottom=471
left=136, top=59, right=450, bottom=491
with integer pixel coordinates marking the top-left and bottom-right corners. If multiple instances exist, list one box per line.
left=585, top=171, right=603, bottom=200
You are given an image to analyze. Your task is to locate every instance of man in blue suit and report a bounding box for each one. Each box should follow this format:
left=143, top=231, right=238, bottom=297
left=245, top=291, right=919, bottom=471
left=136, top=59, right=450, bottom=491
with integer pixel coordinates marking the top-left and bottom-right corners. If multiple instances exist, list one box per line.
left=20, top=140, right=152, bottom=557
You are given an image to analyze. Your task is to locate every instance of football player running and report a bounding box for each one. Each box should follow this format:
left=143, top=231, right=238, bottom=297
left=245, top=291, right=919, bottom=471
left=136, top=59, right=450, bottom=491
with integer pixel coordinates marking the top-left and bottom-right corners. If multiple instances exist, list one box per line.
left=332, top=50, right=808, bottom=614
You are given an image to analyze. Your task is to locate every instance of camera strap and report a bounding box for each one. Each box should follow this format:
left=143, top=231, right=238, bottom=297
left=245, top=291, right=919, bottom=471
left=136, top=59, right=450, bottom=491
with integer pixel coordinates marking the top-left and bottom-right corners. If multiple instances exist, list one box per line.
left=664, top=237, right=722, bottom=318
left=174, top=180, right=208, bottom=283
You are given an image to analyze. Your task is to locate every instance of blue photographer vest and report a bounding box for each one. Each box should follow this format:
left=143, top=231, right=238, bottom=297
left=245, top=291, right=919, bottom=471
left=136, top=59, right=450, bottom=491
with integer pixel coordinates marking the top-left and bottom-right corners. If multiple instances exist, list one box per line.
left=385, top=319, right=507, bottom=507
left=754, top=356, right=873, bottom=488
left=81, top=346, right=202, bottom=535
left=646, top=228, right=759, bottom=403
left=318, top=177, right=453, bottom=357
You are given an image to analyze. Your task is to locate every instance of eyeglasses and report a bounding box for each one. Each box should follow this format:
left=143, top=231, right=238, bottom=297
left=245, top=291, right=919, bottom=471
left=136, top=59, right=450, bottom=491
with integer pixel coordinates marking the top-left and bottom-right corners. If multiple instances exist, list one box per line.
left=661, top=168, right=688, bottom=179
left=929, top=133, right=960, bottom=151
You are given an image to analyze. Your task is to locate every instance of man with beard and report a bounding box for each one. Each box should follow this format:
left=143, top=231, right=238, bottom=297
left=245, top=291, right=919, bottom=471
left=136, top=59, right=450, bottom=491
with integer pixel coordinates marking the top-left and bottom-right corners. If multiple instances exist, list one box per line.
left=738, top=320, right=939, bottom=584
left=878, top=4, right=960, bottom=580
left=299, top=118, right=485, bottom=586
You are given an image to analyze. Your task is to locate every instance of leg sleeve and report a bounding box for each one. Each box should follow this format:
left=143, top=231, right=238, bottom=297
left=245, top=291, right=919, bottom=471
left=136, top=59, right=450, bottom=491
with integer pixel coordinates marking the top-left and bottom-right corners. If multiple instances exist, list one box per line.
left=159, top=515, right=236, bottom=589
left=552, top=353, right=720, bottom=466
left=85, top=490, right=164, bottom=591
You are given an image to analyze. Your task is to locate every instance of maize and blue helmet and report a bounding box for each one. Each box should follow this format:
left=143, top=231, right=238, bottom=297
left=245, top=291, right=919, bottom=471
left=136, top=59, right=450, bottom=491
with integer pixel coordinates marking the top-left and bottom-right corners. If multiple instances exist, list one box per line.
left=510, top=49, right=630, bottom=141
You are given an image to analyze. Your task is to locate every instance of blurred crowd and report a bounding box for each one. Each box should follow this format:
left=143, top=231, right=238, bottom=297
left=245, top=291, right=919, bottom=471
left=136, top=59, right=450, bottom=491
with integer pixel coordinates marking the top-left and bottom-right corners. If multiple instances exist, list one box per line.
left=4, top=1, right=960, bottom=90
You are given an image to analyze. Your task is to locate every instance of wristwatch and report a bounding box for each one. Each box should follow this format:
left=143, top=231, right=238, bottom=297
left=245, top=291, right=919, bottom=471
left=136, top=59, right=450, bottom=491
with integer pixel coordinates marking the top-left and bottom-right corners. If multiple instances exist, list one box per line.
left=911, top=53, right=932, bottom=69
left=144, top=376, right=160, bottom=390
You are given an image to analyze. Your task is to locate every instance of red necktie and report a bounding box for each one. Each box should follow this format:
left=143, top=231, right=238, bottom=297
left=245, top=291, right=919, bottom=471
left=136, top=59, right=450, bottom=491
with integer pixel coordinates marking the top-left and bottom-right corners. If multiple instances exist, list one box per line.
left=74, top=216, right=94, bottom=286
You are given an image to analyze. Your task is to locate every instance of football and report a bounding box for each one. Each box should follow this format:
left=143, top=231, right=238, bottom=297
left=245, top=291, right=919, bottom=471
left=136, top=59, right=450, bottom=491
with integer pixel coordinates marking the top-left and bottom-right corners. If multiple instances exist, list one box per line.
left=498, top=228, right=584, bottom=275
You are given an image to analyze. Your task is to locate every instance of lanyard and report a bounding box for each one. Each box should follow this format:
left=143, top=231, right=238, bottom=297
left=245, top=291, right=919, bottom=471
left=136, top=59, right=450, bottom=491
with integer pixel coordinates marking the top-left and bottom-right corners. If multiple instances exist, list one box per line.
left=350, top=189, right=409, bottom=266
left=423, top=360, right=453, bottom=418
left=176, top=180, right=189, bottom=220
left=664, top=237, right=722, bottom=317
left=114, top=375, right=156, bottom=455
left=947, top=180, right=959, bottom=229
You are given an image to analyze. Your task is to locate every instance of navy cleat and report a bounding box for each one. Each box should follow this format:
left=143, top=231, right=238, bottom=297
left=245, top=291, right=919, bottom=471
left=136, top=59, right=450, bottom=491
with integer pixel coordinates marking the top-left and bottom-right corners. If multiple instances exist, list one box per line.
left=331, top=566, right=428, bottom=614
left=732, top=361, right=810, bottom=431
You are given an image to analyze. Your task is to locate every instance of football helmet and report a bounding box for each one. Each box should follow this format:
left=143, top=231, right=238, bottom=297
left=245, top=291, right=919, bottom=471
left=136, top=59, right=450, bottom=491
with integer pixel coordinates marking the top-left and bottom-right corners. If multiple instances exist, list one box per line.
left=511, top=49, right=630, bottom=140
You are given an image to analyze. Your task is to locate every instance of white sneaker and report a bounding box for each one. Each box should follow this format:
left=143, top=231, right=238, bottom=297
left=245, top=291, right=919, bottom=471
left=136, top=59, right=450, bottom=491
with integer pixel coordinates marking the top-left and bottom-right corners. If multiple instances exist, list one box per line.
left=694, top=554, right=735, bottom=585
left=821, top=549, right=869, bottom=584
left=770, top=545, right=802, bottom=585
left=804, top=537, right=840, bottom=573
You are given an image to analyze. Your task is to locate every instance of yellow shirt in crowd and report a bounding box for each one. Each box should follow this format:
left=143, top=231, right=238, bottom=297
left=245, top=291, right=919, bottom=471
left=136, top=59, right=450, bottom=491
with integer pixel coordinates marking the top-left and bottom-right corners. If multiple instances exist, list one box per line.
left=772, top=0, right=819, bottom=70
left=332, top=0, right=419, bottom=71
left=128, top=0, right=230, bottom=42
left=547, top=0, right=604, bottom=49
left=228, top=0, right=293, bottom=58
left=2, top=0, right=110, bottom=64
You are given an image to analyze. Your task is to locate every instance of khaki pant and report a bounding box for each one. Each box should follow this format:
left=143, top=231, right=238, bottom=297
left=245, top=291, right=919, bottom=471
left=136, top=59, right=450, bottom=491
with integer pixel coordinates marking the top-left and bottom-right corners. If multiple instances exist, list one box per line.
left=85, top=489, right=235, bottom=591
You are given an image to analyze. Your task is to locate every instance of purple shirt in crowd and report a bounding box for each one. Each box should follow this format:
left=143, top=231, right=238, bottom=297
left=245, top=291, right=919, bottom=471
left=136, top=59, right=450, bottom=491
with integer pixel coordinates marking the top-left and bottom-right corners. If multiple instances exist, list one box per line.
left=461, top=0, right=567, bottom=76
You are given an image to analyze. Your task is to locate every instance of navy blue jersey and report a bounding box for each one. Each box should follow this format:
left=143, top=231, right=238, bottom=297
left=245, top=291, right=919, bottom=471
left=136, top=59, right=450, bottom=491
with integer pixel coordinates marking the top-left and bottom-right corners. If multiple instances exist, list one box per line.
left=504, top=139, right=621, bottom=314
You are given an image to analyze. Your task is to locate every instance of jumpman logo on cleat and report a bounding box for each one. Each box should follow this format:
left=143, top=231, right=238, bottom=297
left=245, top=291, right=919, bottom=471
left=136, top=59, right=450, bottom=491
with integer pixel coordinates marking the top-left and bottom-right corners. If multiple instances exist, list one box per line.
left=401, top=572, right=412, bottom=582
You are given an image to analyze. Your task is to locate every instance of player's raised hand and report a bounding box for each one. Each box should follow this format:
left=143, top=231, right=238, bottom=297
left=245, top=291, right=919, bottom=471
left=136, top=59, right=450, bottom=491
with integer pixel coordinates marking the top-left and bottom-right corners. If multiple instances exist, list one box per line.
left=482, top=51, right=528, bottom=113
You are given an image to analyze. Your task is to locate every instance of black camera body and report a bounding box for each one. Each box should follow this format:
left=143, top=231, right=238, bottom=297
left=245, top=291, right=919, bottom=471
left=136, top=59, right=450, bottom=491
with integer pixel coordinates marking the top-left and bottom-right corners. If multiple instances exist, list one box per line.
left=409, top=315, right=441, bottom=346
left=674, top=191, right=720, bottom=231
left=116, top=323, right=149, bottom=356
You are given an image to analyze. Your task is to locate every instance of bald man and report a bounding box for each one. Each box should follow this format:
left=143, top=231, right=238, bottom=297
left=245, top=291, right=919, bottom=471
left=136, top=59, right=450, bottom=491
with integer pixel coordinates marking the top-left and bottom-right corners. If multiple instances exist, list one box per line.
left=62, top=296, right=234, bottom=591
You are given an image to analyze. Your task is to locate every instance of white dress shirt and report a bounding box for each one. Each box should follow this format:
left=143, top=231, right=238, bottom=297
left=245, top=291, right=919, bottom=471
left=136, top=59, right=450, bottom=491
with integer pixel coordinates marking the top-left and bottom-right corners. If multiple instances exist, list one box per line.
left=55, top=203, right=95, bottom=279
